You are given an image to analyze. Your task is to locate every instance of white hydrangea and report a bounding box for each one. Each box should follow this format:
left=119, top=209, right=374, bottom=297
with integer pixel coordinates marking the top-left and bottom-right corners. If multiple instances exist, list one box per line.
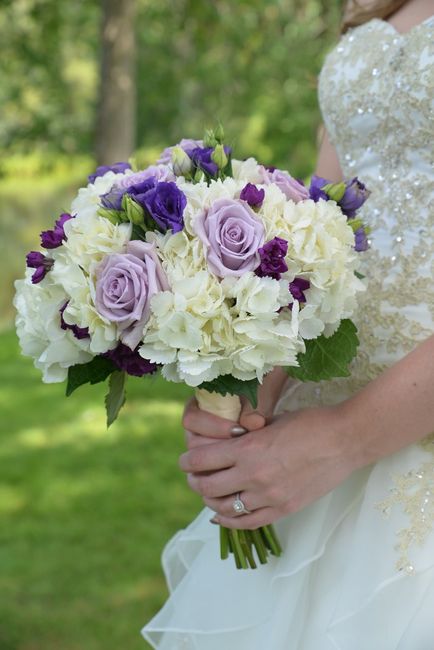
left=62, top=214, right=131, bottom=273
left=232, top=157, right=263, bottom=183
left=14, top=271, right=92, bottom=383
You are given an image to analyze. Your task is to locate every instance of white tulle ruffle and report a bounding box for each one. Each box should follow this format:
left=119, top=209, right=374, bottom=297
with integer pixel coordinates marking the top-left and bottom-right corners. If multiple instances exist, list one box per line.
left=142, top=441, right=434, bottom=650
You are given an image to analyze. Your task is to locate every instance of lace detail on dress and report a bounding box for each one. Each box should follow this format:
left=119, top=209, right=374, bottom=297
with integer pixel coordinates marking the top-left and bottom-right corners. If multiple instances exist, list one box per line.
left=376, top=435, right=434, bottom=574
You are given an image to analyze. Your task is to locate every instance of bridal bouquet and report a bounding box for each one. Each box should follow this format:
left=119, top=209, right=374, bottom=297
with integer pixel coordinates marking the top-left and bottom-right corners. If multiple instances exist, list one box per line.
left=14, top=127, right=370, bottom=569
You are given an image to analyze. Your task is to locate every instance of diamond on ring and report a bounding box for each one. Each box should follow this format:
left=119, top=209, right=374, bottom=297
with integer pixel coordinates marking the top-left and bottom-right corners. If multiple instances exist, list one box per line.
left=232, top=493, right=251, bottom=515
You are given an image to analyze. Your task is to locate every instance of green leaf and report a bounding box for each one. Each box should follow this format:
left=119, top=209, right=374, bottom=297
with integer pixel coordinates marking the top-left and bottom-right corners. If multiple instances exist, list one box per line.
left=354, top=270, right=365, bottom=280
left=199, top=376, right=259, bottom=408
left=66, top=357, right=116, bottom=397
left=105, top=371, right=127, bottom=428
left=286, top=319, right=359, bottom=382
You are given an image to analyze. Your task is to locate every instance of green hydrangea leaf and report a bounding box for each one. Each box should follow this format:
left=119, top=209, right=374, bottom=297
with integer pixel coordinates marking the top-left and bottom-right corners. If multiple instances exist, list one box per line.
left=287, top=319, right=359, bottom=382
left=66, top=356, right=116, bottom=397
left=199, top=376, right=259, bottom=409
left=105, top=371, right=127, bottom=428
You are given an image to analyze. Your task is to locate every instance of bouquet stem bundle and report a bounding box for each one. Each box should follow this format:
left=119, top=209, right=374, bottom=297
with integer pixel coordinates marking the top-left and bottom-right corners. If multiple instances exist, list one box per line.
left=195, top=389, right=282, bottom=568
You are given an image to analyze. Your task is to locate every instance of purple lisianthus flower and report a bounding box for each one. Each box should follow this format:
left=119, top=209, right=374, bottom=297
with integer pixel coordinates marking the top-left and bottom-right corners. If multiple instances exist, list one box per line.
left=157, top=138, right=203, bottom=165
left=309, top=175, right=330, bottom=202
left=88, top=162, right=131, bottom=184
left=104, top=343, right=157, bottom=377
left=125, top=177, right=158, bottom=209
left=255, top=237, right=289, bottom=280
left=289, top=277, right=310, bottom=307
left=59, top=303, right=90, bottom=340
left=195, top=198, right=265, bottom=278
left=240, top=183, right=265, bottom=208
left=40, top=213, right=74, bottom=249
left=95, top=240, right=169, bottom=350
left=101, top=174, right=157, bottom=210
left=259, top=167, right=309, bottom=203
left=339, top=178, right=371, bottom=218
left=26, top=251, right=54, bottom=284
left=143, top=182, right=186, bottom=233
left=354, top=227, right=369, bottom=252
left=190, top=146, right=232, bottom=177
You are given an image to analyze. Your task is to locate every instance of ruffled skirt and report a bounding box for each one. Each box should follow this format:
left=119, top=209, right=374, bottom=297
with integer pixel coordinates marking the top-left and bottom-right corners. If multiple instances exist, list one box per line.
left=142, top=436, right=434, bottom=650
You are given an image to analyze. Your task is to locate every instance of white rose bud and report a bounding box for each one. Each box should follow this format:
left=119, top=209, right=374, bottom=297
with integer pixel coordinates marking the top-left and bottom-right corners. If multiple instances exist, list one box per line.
left=171, top=146, right=193, bottom=176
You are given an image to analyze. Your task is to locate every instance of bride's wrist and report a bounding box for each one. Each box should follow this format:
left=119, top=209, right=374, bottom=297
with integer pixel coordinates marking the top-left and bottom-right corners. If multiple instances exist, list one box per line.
left=334, top=398, right=377, bottom=472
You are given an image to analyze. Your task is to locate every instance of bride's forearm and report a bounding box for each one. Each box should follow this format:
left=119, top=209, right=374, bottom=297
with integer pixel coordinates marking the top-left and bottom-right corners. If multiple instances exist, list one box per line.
left=339, top=334, right=434, bottom=469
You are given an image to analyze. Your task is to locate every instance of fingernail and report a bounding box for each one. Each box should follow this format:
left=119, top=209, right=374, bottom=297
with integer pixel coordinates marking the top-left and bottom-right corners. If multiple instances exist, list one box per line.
left=210, top=516, right=220, bottom=525
left=230, top=425, right=247, bottom=437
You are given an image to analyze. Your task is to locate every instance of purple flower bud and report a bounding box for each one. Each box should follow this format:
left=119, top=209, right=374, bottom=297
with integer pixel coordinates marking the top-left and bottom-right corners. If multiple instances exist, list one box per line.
left=240, top=183, right=265, bottom=208
left=354, top=227, right=369, bottom=252
left=88, top=162, right=131, bottom=184
left=309, top=175, right=329, bottom=202
left=59, top=303, right=90, bottom=340
left=40, top=213, right=74, bottom=249
left=26, top=251, right=54, bottom=284
left=339, top=178, right=371, bottom=218
left=104, top=343, right=158, bottom=377
left=190, top=146, right=231, bottom=177
left=289, top=277, right=310, bottom=306
left=255, top=237, right=289, bottom=280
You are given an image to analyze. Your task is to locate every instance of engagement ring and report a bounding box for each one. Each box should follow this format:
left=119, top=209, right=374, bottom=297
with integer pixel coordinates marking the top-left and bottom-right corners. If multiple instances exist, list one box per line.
left=232, top=493, right=251, bottom=515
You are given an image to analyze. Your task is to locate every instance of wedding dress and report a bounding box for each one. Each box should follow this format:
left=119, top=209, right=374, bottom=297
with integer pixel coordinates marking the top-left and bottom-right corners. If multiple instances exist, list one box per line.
left=142, top=16, right=434, bottom=649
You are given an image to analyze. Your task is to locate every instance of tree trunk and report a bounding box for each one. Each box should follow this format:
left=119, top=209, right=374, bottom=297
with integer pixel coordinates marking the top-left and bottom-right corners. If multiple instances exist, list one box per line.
left=96, top=0, right=136, bottom=165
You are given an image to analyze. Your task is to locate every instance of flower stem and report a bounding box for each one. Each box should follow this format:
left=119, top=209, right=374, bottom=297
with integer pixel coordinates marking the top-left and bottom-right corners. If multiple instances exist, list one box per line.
left=220, top=526, right=229, bottom=560
left=229, top=529, right=248, bottom=569
left=239, top=530, right=257, bottom=569
left=261, top=524, right=282, bottom=557
left=251, top=528, right=268, bottom=564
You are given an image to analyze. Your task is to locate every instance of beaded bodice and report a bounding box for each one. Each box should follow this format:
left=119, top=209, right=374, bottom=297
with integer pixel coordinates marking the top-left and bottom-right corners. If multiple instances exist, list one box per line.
left=291, top=16, right=434, bottom=406
left=279, top=17, right=434, bottom=574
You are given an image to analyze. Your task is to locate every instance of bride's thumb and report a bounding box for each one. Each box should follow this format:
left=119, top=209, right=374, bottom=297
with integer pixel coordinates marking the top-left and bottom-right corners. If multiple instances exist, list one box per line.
left=239, top=398, right=266, bottom=431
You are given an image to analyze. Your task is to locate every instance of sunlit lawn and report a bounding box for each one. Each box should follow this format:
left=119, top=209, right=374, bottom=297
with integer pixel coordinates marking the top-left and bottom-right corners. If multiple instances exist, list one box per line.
left=0, top=329, right=200, bottom=650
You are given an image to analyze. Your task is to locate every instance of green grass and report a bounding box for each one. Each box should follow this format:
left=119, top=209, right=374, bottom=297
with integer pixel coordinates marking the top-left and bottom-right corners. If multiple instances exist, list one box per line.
left=0, top=330, right=200, bottom=650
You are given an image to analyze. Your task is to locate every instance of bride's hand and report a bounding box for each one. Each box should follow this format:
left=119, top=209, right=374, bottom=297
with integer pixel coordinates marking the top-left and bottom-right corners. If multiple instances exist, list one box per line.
left=182, top=367, right=290, bottom=450
left=179, top=405, right=358, bottom=529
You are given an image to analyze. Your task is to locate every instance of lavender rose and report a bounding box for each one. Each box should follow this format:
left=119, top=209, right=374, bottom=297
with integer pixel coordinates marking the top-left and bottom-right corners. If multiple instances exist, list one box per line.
left=95, top=240, right=169, bottom=350
left=195, top=198, right=265, bottom=278
left=259, top=167, right=309, bottom=203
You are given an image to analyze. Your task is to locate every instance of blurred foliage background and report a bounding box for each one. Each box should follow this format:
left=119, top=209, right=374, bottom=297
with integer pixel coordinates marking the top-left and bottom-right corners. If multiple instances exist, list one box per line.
left=0, top=0, right=344, bottom=648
